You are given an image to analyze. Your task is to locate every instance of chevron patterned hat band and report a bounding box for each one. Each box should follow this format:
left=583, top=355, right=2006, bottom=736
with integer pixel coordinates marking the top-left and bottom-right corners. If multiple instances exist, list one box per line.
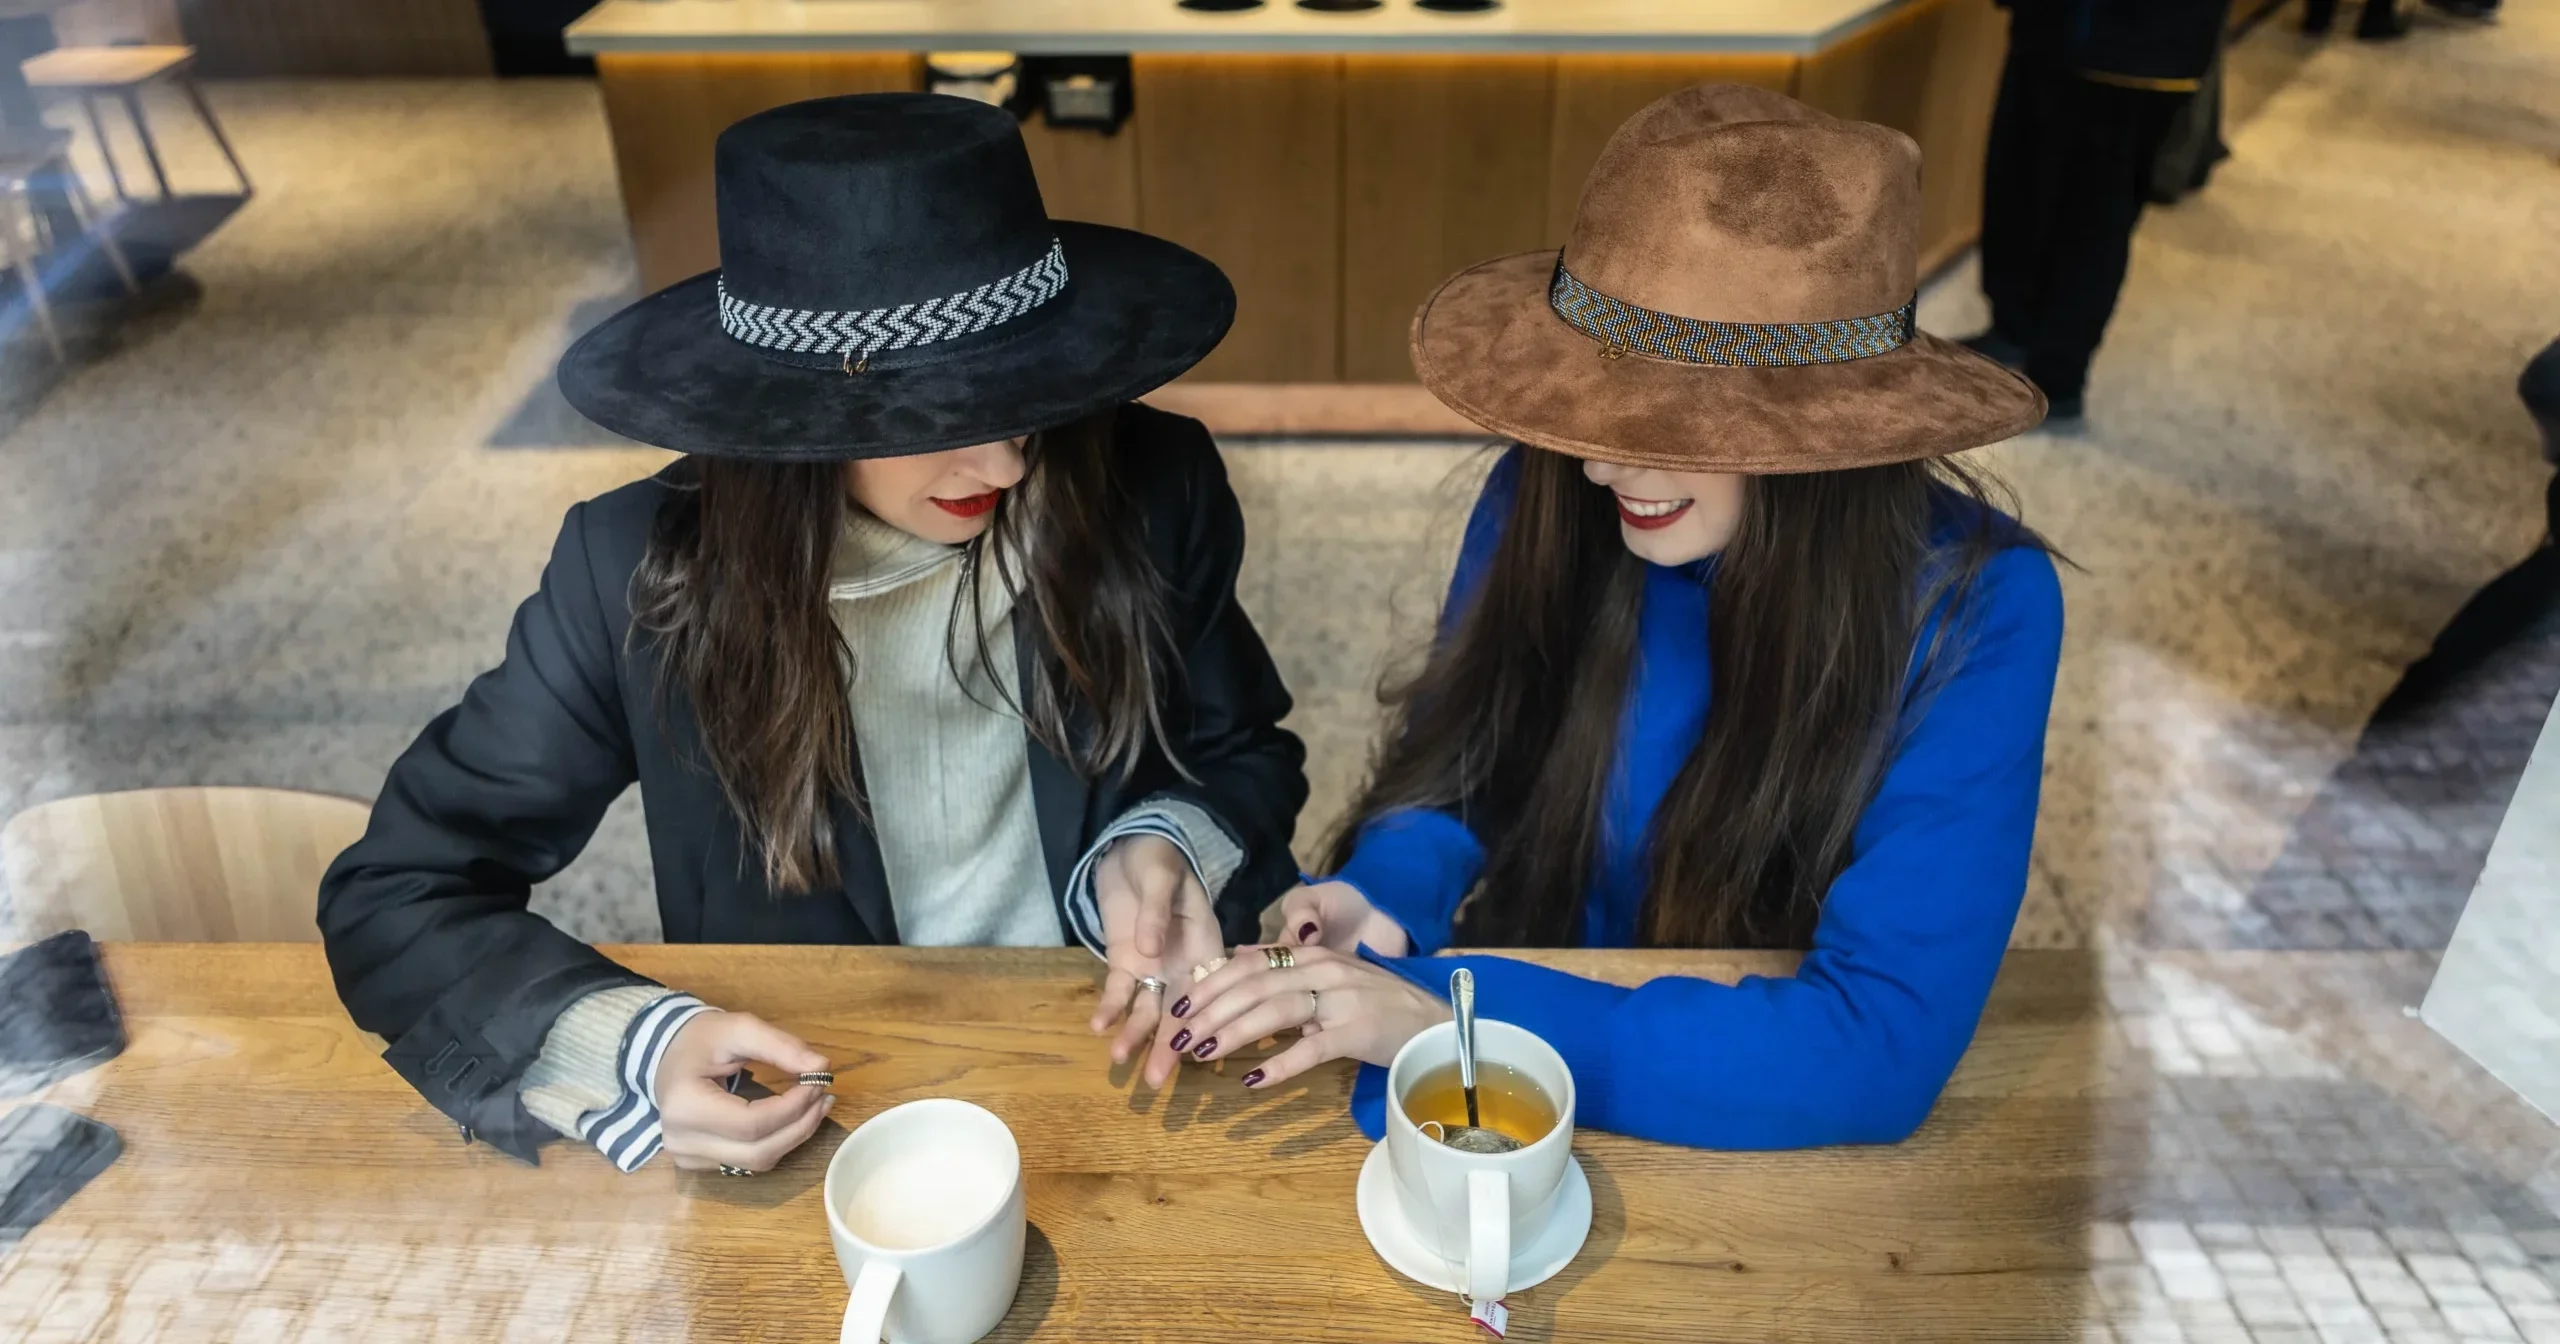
left=1548, top=259, right=1915, bottom=369
left=717, top=239, right=1070, bottom=362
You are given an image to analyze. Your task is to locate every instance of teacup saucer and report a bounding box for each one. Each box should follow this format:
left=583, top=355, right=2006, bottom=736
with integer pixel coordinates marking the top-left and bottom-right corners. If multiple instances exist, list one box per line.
left=1355, top=1141, right=1592, bottom=1295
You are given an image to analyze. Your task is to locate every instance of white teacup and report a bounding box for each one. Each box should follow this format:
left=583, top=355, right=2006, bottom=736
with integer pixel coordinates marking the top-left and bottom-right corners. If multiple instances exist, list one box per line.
left=823, top=1098, right=1025, bottom=1344
left=1382, top=1019, right=1578, bottom=1304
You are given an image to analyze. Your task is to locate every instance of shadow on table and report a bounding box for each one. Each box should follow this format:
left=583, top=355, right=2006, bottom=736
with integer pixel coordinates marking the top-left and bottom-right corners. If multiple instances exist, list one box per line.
left=985, top=1224, right=1059, bottom=1341
left=1902, top=947, right=2108, bottom=1342
left=680, top=1109, right=848, bottom=1214
left=1515, top=952, right=2107, bottom=1340
left=1488, top=1156, right=1628, bottom=1337
left=1295, top=1141, right=1633, bottom=1335
left=1113, top=1045, right=1365, bottom=1159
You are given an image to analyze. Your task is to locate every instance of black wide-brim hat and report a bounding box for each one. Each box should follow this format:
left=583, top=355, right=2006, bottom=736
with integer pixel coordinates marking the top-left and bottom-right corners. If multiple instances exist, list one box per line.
left=560, top=94, right=1235, bottom=460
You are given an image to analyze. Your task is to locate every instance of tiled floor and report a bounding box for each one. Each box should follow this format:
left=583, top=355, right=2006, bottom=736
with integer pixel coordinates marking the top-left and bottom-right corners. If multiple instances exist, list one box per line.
left=0, top=3, right=2556, bottom=1339
left=2182, top=608, right=2560, bottom=953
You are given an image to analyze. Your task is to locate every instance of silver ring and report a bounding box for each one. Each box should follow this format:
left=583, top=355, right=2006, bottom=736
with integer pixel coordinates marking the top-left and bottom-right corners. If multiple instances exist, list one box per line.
left=1263, top=946, right=1295, bottom=971
left=1307, top=989, right=1320, bottom=1020
left=1135, top=975, right=1168, bottom=995
left=717, top=1164, right=755, bottom=1178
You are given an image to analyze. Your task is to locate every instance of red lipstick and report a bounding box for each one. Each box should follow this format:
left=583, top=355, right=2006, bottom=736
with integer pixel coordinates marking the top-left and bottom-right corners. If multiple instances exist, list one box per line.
left=1615, top=496, right=1693, bottom=531
left=930, top=490, right=1003, bottom=519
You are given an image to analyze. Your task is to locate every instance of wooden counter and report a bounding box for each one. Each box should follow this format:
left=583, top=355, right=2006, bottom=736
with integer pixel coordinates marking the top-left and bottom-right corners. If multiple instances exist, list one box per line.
left=4, top=943, right=2112, bottom=1341
left=565, top=0, right=1924, bottom=56
left=560, top=0, right=2009, bottom=403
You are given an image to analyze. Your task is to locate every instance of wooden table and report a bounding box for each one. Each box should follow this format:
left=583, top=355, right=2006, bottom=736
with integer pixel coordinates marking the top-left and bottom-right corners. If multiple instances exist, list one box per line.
left=20, top=45, right=253, bottom=205
left=1, top=945, right=2114, bottom=1341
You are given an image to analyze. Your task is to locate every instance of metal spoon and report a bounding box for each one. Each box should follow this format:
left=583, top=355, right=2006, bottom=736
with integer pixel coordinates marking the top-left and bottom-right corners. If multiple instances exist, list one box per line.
left=1426, top=968, right=1523, bottom=1155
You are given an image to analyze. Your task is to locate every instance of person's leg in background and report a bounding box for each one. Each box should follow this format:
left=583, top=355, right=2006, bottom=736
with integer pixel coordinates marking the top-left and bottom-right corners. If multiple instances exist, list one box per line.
left=2304, top=0, right=2410, bottom=37
left=2369, top=335, right=2560, bottom=724
left=1972, top=35, right=2068, bottom=371
left=2355, top=0, right=2411, bottom=40
left=2008, top=78, right=2187, bottom=419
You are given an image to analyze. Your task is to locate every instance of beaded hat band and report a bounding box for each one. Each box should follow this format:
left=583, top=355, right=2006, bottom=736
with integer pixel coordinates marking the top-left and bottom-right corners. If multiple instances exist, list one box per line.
left=1548, top=258, right=1916, bottom=369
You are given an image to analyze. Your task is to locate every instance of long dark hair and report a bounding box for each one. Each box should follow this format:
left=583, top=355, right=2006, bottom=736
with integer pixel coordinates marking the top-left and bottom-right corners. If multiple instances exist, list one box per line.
left=630, top=409, right=1176, bottom=893
left=1326, top=445, right=2054, bottom=949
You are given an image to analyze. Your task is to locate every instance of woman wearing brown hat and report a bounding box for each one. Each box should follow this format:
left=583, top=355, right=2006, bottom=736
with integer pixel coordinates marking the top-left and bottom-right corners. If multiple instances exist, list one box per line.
left=319, top=94, right=1303, bottom=1175
left=1159, top=86, right=2065, bottom=1149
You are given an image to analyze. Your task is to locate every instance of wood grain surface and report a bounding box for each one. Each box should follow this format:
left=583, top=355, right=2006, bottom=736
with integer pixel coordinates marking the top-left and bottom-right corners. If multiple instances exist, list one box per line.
left=1131, top=54, right=1346, bottom=385
left=562, top=0, right=1929, bottom=57
left=2, top=787, right=369, bottom=943
left=1018, top=117, right=1140, bottom=233
left=18, top=45, right=192, bottom=90
left=1, top=945, right=2109, bottom=1342
left=180, top=0, right=491, bottom=77
left=1337, top=54, right=1556, bottom=383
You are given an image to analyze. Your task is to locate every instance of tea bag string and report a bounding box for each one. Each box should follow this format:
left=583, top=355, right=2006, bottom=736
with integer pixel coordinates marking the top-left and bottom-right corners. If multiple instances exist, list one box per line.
left=1415, top=1147, right=1476, bottom=1311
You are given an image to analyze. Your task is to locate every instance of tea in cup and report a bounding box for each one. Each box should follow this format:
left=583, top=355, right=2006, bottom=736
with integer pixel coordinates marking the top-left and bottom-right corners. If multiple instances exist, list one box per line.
left=1379, top=1019, right=1580, bottom=1305
left=1399, top=1057, right=1561, bottom=1149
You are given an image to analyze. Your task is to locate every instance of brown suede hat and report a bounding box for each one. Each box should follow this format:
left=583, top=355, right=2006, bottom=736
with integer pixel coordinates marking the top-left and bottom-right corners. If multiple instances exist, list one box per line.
left=1411, top=84, right=2045, bottom=474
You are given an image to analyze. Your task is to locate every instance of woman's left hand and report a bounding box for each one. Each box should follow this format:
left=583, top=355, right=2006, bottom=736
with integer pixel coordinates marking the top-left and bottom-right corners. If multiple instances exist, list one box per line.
left=1088, top=834, right=1229, bottom=1086
left=1167, top=945, right=1452, bottom=1090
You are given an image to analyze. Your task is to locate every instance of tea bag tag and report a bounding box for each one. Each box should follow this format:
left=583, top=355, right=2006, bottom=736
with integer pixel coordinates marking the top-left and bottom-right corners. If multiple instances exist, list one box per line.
left=1467, top=1297, right=1509, bottom=1338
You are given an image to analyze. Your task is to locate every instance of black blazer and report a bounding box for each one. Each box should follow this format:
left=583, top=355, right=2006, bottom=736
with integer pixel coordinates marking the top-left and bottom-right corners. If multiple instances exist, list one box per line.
left=318, top=404, right=1307, bottom=1161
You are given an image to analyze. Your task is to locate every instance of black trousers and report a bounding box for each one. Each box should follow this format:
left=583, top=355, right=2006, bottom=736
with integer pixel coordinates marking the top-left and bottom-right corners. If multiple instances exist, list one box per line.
left=2302, top=0, right=2405, bottom=37
left=1979, top=50, right=2188, bottom=402
left=2372, top=470, right=2560, bottom=722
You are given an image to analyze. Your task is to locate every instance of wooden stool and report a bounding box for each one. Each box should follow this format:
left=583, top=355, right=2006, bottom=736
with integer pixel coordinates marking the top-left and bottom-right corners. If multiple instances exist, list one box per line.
left=1, top=787, right=373, bottom=941
left=21, top=45, right=253, bottom=204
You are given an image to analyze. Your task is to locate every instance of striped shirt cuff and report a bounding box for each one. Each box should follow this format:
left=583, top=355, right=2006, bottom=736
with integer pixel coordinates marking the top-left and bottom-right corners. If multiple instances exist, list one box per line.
left=1065, top=797, right=1245, bottom=958
left=577, top=992, right=716, bottom=1173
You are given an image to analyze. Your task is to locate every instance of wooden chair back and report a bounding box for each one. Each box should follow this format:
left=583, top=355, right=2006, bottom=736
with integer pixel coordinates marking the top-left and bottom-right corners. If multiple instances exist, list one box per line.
left=1, top=787, right=372, bottom=941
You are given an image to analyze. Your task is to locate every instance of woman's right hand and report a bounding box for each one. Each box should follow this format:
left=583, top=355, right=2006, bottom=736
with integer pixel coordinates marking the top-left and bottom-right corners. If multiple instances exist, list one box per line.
left=1277, top=880, right=1411, bottom=958
left=654, top=1010, right=836, bottom=1173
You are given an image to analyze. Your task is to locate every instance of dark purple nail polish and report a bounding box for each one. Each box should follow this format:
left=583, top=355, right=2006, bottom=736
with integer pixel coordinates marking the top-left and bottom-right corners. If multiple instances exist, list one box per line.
left=1241, top=1069, right=1266, bottom=1087
left=1192, top=1036, right=1218, bottom=1059
left=1170, top=996, right=1191, bottom=1018
left=1169, top=1029, right=1192, bottom=1053
left=1298, top=922, right=1318, bottom=941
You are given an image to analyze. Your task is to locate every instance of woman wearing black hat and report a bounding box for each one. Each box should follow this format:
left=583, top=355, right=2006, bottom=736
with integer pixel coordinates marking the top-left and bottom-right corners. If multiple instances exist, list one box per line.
left=318, top=94, right=1305, bottom=1175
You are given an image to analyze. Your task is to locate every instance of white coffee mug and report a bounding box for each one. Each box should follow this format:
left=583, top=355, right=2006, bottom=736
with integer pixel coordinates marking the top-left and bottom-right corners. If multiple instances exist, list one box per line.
left=823, top=1098, right=1026, bottom=1344
left=1382, top=1019, right=1577, bottom=1305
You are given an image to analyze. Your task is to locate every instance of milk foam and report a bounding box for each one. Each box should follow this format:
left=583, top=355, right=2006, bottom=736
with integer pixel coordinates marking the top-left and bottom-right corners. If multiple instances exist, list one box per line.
left=841, top=1146, right=1011, bottom=1250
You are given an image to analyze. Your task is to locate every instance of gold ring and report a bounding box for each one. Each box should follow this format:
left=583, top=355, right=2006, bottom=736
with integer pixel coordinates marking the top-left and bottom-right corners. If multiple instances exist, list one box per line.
left=1263, top=946, right=1294, bottom=971
left=1191, top=955, right=1230, bottom=983
left=717, top=1164, right=755, bottom=1178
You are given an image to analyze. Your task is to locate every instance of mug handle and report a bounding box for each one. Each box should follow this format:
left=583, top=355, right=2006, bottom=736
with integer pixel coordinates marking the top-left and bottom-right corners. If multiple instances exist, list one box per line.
left=841, top=1259, right=902, bottom=1344
left=1464, top=1169, right=1510, bottom=1307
